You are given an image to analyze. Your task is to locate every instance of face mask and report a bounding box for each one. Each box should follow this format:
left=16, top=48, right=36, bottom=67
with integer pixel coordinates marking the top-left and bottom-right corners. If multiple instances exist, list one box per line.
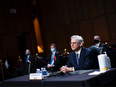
left=51, top=48, right=55, bottom=52
left=25, top=52, right=29, bottom=55
left=94, top=40, right=99, bottom=44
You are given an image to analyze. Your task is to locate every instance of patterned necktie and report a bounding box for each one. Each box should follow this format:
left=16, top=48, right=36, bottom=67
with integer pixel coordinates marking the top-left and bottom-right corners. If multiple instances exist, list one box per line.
left=50, top=53, right=54, bottom=64
left=76, top=53, right=79, bottom=66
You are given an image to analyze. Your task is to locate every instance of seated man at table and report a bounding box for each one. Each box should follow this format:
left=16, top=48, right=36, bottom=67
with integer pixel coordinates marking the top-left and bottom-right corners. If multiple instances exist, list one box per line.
left=60, top=35, right=93, bottom=73
left=46, top=43, right=62, bottom=71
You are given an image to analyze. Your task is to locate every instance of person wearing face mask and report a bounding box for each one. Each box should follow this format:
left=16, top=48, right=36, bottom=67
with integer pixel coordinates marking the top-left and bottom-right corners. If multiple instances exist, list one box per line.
left=46, top=43, right=62, bottom=71
left=93, top=35, right=108, bottom=54
left=15, top=49, right=35, bottom=77
left=88, top=35, right=108, bottom=69
left=24, top=49, right=36, bottom=73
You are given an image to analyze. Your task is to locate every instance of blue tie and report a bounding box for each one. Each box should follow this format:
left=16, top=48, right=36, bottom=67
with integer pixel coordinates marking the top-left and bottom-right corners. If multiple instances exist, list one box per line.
left=26, top=57, right=28, bottom=62
left=50, top=53, right=54, bottom=64
left=76, top=53, right=79, bottom=66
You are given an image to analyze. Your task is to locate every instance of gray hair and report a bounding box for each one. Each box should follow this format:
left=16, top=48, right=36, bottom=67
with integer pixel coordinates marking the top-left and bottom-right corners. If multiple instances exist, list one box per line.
left=71, top=35, right=84, bottom=45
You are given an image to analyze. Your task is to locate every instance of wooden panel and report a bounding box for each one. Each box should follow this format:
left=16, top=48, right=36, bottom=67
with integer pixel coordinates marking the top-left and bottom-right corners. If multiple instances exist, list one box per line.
left=20, top=0, right=31, bottom=32
left=50, top=0, right=59, bottom=28
left=56, top=0, right=65, bottom=26
left=66, top=23, right=79, bottom=43
left=24, top=33, right=34, bottom=55
left=74, top=0, right=83, bottom=21
left=67, top=0, right=76, bottom=23
left=89, top=0, right=97, bottom=17
left=60, top=0, right=70, bottom=24
left=55, top=26, right=69, bottom=49
left=114, top=0, right=116, bottom=11
left=45, top=0, right=53, bottom=29
left=105, top=0, right=114, bottom=13
left=0, top=34, right=19, bottom=57
left=0, top=36, right=3, bottom=59
left=37, top=0, right=49, bottom=30
left=0, top=0, right=6, bottom=34
left=93, top=16, right=109, bottom=41
left=3, top=0, right=15, bottom=33
left=79, top=20, right=94, bottom=45
left=11, top=0, right=23, bottom=33
left=108, top=12, right=116, bottom=40
left=97, top=0, right=105, bottom=15
left=81, top=0, right=90, bottom=19
left=44, top=29, right=56, bottom=52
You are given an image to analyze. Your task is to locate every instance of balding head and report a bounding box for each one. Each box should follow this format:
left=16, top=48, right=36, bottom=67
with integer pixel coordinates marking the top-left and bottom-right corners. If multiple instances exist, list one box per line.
left=94, top=35, right=101, bottom=44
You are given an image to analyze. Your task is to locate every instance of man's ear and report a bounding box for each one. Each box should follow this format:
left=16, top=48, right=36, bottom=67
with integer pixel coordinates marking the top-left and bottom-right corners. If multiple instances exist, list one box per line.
left=80, top=42, right=83, bottom=47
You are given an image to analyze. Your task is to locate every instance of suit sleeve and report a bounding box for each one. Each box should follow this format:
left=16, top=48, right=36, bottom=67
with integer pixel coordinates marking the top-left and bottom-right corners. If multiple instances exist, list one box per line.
left=30, top=55, right=35, bottom=67
left=67, top=55, right=72, bottom=67
left=74, top=52, right=93, bottom=70
left=54, top=52, right=61, bottom=66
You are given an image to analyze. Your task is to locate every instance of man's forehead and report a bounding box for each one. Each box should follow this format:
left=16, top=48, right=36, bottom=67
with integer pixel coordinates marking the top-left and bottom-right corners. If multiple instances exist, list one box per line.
left=26, top=50, right=30, bottom=52
left=94, top=36, right=99, bottom=39
left=51, top=46, right=55, bottom=48
left=71, top=38, right=78, bottom=42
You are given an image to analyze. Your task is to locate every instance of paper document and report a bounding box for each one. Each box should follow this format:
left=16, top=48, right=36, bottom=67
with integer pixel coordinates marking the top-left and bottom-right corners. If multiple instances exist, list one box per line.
left=88, top=71, right=102, bottom=75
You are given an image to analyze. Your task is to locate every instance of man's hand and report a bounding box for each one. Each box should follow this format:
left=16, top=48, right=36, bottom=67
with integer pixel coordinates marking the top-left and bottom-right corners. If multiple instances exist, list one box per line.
left=60, top=66, right=73, bottom=74
left=60, top=66, right=67, bottom=74
left=47, top=65, right=53, bottom=68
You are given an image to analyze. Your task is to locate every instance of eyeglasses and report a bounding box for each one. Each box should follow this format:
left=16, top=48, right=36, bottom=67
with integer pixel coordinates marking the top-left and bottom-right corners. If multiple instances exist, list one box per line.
left=69, top=42, right=78, bottom=45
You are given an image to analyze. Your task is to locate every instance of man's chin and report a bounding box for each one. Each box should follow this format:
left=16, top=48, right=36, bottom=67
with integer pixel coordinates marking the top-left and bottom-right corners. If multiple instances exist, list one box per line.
left=71, top=48, right=75, bottom=51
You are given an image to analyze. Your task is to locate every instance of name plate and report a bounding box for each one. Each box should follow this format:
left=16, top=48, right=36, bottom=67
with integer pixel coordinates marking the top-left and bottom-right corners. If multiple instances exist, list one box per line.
left=29, top=73, right=42, bottom=81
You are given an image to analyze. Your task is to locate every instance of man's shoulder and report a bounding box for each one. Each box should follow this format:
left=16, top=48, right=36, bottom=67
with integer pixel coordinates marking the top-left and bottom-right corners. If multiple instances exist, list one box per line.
left=55, top=51, right=60, bottom=54
left=30, top=55, right=34, bottom=58
left=81, top=47, right=91, bottom=54
left=99, top=43, right=105, bottom=47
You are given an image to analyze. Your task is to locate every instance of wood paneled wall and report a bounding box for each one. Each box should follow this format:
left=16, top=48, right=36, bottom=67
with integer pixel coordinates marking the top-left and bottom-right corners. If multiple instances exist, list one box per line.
left=0, top=0, right=37, bottom=69
left=36, top=0, right=116, bottom=55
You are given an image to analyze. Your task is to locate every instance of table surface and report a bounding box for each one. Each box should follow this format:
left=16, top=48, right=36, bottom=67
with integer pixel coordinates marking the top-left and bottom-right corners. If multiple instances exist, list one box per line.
left=2, top=68, right=116, bottom=87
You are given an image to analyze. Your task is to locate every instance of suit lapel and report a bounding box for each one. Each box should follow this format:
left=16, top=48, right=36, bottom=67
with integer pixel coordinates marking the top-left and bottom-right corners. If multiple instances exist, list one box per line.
left=49, top=53, right=52, bottom=63
left=71, top=51, right=77, bottom=66
left=79, top=47, right=85, bottom=65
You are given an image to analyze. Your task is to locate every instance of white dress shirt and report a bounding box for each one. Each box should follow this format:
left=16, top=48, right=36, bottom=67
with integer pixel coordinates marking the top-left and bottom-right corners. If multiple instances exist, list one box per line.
left=5, top=60, right=9, bottom=69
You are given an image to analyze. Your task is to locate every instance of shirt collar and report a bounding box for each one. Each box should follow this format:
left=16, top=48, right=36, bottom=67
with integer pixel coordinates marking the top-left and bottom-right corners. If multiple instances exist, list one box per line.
left=27, top=55, right=30, bottom=58
left=52, top=50, right=56, bottom=54
left=75, top=47, right=82, bottom=55
left=95, top=42, right=100, bottom=47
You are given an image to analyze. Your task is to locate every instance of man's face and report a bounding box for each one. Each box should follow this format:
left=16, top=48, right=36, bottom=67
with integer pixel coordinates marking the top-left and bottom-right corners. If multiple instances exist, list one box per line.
left=70, top=38, right=82, bottom=51
left=94, top=36, right=100, bottom=41
left=25, top=50, right=30, bottom=55
left=50, top=46, right=55, bottom=49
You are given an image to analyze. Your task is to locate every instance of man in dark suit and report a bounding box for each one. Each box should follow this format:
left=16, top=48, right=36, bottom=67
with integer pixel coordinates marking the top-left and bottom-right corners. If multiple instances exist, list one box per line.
left=47, top=43, right=62, bottom=71
left=93, top=35, right=108, bottom=53
left=15, top=49, right=35, bottom=77
left=24, top=49, right=36, bottom=73
left=60, top=35, right=93, bottom=73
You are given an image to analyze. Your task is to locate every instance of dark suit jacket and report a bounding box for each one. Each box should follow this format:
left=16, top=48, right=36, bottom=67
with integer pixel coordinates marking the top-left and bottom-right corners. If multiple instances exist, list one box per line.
left=48, top=51, right=62, bottom=71
left=98, top=43, right=108, bottom=53
left=89, top=46, right=101, bottom=69
left=67, top=47, right=93, bottom=70
left=24, top=55, right=36, bottom=73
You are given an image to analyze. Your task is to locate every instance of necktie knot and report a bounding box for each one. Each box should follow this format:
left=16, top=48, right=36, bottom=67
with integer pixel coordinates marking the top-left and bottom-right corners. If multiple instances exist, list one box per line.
left=76, top=53, right=78, bottom=56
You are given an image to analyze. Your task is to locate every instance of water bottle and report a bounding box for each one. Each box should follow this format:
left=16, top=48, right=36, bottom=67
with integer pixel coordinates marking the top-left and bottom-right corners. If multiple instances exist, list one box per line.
left=36, top=69, right=40, bottom=73
left=43, top=68, right=47, bottom=75
left=41, top=68, right=44, bottom=75
left=104, top=52, right=111, bottom=69
left=107, top=56, right=111, bottom=69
